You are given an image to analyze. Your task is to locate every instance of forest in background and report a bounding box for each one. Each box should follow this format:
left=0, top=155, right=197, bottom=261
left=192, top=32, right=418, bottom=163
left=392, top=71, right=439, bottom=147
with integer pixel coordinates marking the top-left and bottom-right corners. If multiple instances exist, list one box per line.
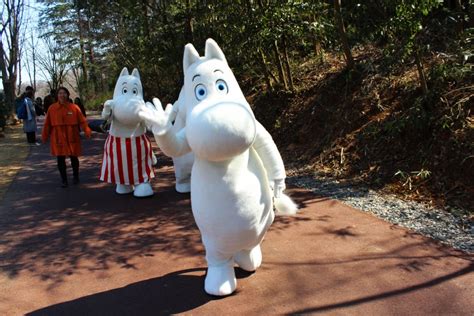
left=1, top=0, right=473, bottom=211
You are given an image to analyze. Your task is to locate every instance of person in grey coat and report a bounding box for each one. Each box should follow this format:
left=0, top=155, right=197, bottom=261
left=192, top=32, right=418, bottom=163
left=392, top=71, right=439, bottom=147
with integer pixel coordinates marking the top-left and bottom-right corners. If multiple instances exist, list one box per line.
left=23, top=86, right=38, bottom=144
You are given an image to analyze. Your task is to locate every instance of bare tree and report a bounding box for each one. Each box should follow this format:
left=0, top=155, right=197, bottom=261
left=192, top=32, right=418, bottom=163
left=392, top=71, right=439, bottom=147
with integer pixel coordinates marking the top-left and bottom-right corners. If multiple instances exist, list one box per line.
left=0, top=0, right=25, bottom=120
left=37, top=36, right=69, bottom=91
left=24, top=31, right=39, bottom=91
left=16, top=23, right=27, bottom=93
left=24, top=33, right=37, bottom=90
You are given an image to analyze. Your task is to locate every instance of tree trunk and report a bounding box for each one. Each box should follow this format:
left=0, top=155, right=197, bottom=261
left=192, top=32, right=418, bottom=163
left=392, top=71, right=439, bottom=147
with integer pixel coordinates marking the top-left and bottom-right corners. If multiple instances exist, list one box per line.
left=334, top=0, right=354, bottom=69
left=2, top=79, right=16, bottom=115
left=76, top=7, right=88, bottom=84
left=315, top=41, right=325, bottom=63
left=33, top=57, right=36, bottom=91
left=273, top=40, right=288, bottom=90
left=311, top=14, right=324, bottom=62
left=282, top=36, right=294, bottom=91
left=142, top=0, right=151, bottom=40
left=415, top=51, right=428, bottom=95
left=259, top=48, right=276, bottom=90
left=0, top=0, right=23, bottom=117
left=185, top=0, right=195, bottom=43
left=17, top=54, right=22, bottom=93
left=72, top=67, right=81, bottom=99
left=454, top=0, right=465, bottom=32
left=84, top=9, right=98, bottom=94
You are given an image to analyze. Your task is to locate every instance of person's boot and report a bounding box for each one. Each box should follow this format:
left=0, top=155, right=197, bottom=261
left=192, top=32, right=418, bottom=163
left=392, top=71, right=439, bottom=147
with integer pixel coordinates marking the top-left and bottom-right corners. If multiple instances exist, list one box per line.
left=72, top=158, right=80, bottom=185
left=59, top=169, right=68, bottom=188
left=72, top=169, right=80, bottom=185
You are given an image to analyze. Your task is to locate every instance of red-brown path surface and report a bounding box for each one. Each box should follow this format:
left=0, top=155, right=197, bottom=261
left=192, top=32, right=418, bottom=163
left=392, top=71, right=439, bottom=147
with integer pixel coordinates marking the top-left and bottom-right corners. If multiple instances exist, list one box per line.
left=0, top=124, right=473, bottom=315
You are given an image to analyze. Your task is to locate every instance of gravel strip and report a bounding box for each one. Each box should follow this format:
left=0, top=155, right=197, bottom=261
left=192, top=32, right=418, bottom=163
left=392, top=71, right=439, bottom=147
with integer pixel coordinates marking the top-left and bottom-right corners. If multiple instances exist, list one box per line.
left=287, top=175, right=473, bottom=253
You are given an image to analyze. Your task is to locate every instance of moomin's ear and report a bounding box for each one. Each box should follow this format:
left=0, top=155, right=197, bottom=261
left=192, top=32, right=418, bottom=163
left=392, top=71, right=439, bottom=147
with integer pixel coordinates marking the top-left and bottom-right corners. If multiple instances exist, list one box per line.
left=131, top=68, right=140, bottom=80
left=205, top=38, right=227, bottom=64
left=183, top=44, right=200, bottom=72
left=119, top=67, right=129, bottom=77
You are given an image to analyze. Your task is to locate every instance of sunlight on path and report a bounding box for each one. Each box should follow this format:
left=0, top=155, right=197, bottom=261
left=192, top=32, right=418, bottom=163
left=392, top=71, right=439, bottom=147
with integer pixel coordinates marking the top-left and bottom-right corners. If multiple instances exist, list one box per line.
left=0, top=124, right=30, bottom=200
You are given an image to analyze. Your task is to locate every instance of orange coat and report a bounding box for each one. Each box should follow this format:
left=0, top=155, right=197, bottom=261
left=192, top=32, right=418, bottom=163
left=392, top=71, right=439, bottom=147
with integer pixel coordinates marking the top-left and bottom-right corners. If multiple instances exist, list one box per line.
left=42, top=102, right=91, bottom=156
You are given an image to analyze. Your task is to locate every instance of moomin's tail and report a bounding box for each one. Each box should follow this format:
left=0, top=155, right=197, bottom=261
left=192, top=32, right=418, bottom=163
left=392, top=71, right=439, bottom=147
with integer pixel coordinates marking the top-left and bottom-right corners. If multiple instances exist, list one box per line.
left=274, top=193, right=298, bottom=215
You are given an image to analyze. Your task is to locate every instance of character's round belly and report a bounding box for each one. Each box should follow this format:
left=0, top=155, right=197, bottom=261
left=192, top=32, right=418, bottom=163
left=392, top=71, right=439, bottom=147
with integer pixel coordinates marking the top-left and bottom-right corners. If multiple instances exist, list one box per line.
left=190, top=155, right=273, bottom=251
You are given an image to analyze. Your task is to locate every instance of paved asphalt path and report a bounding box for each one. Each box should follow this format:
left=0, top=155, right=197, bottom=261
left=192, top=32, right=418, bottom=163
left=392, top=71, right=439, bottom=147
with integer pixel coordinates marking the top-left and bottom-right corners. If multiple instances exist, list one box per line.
left=0, top=122, right=472, bottom=315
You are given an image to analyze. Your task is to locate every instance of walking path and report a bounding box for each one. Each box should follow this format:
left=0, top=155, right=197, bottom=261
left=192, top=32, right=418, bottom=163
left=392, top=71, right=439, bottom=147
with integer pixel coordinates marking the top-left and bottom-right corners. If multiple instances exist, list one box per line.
left=0, top=128, right=472, bottom=315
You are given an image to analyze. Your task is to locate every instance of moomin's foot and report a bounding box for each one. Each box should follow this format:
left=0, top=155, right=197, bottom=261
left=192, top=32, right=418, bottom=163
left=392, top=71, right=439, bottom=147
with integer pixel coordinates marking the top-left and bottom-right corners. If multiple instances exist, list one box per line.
left=116, top=184, right=134, bottom=195
left=175, top=182, right=191, bottom=193
left=205, top=264, right=236, bottom=296
left=234, top=245, right=262, bottom=272
left=133, top=182, right=154, bottom=198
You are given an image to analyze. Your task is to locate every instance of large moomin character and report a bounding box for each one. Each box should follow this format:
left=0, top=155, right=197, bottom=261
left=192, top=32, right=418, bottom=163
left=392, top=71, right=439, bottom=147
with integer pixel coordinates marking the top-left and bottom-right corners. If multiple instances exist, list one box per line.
left=139, top=39, right=297, bottom=296
left=100, top=68, right=155, bottom=198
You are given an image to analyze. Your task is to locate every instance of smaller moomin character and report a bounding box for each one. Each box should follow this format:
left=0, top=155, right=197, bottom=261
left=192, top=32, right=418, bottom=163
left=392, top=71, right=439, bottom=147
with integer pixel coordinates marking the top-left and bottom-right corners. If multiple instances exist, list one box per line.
left=100, top=67, right=155, bottom=197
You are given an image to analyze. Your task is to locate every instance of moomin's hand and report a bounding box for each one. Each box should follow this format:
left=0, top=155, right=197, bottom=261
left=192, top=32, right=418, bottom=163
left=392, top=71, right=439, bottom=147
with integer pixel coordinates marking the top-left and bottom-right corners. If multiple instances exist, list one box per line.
left=102, top=99, right=114, bottom=119
left=271, top=178, right=286, bottom=198
left=138, top=98, right=174, bottom=135
left=104, top=99, right=114, bottom=110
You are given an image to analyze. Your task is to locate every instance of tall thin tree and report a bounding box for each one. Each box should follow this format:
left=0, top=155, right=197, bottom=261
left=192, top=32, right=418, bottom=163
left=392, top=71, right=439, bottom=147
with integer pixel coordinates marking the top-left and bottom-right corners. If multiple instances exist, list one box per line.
left=0, top=0, right=25, bottom=120
left=334, top=0, right=354, bottom=69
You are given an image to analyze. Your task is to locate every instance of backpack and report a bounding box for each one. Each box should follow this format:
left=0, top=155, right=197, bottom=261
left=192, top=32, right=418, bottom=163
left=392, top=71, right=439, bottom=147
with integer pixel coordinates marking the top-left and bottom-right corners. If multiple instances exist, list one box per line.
left=16, top=97, right=28, bottom=120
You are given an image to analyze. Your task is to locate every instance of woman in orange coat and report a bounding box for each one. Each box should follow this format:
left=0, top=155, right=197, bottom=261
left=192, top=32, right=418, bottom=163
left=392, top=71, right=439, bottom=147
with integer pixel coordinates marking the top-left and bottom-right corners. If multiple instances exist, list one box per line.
left=42, top=87, right=92, bottom=187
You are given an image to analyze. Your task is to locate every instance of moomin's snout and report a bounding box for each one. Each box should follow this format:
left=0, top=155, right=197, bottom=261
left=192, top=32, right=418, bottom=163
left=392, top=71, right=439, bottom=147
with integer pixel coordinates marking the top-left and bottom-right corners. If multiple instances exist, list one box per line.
left=186, top=101, right=256, bottom=162
left=113, top=97, right=146, bottom=126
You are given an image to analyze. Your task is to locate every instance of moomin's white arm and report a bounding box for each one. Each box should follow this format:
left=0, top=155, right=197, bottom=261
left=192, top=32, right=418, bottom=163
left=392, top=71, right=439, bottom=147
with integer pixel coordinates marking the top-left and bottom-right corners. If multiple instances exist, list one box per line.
left=154, top=128, right=191, bottom=158
left=252, top=121, right=286, bottom=181
left=101, top=100, right=113, bottom=120
left=139, top=98, right=191, bottom=158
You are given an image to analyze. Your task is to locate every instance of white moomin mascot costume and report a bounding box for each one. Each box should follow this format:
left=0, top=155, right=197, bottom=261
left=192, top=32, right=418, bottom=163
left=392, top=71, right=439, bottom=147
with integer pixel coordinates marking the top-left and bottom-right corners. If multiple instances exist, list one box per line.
left=139, top=39, right=297, bottom=296
left=169, top=88, right=194, bottom=193
left=100, top=67, right=155, bottom=198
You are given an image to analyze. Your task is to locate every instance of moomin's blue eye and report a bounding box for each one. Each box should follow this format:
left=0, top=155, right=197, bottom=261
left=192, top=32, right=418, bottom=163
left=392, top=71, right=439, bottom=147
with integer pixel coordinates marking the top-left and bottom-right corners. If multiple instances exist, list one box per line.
left=194, top=84, right=207, bottom=100
left=215, top=80, right=228, bottom=94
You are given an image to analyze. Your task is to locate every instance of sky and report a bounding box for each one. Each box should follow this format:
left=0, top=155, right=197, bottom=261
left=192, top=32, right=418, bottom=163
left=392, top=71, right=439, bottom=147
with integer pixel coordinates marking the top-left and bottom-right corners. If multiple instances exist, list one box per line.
left=20, top=1, right=47, bottom=85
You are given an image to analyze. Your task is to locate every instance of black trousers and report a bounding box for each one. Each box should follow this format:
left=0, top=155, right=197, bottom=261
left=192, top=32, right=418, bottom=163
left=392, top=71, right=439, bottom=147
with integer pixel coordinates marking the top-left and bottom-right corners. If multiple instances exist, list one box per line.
left=57, top=156, right=79, bottom=182
left=26, top=132, right=36, bottom=143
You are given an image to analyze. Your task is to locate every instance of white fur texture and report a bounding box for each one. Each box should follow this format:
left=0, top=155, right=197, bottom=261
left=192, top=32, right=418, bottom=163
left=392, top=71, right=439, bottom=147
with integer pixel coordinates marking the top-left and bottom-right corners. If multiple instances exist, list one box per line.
left=140, top=39, right=295, bottom=296
left=274, top=194, right=298, bottom=215
left=171, top=88, right=194, bottom=193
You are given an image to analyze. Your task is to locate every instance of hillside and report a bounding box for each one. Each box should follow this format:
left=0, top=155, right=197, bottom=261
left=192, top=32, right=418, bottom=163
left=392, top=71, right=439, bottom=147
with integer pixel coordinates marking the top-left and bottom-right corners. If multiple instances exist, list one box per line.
left=251, top=46, right=473, bottom=214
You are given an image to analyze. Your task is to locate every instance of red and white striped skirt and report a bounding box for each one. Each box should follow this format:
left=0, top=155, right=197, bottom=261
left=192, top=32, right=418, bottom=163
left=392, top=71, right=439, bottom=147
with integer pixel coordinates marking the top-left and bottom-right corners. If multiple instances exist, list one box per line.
left=100, top=134, right=155, bottom=185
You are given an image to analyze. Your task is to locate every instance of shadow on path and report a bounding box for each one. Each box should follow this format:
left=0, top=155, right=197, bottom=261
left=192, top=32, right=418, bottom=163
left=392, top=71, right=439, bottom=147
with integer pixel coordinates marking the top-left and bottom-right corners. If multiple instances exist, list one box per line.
left=0, top=132, right=202, bottom=286
left=27, top=268, right=211, bottom=315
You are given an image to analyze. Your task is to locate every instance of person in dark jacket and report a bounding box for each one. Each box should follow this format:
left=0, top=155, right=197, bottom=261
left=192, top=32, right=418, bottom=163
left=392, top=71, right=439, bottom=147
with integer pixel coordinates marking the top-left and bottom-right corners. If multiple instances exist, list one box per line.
left=34, top=97, right=45, bottom=116
left=74, top=97, right=87, bottom=117
left=22, top=86, right=38, bottom=144
left=43, top=89, right=57, bottom=113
